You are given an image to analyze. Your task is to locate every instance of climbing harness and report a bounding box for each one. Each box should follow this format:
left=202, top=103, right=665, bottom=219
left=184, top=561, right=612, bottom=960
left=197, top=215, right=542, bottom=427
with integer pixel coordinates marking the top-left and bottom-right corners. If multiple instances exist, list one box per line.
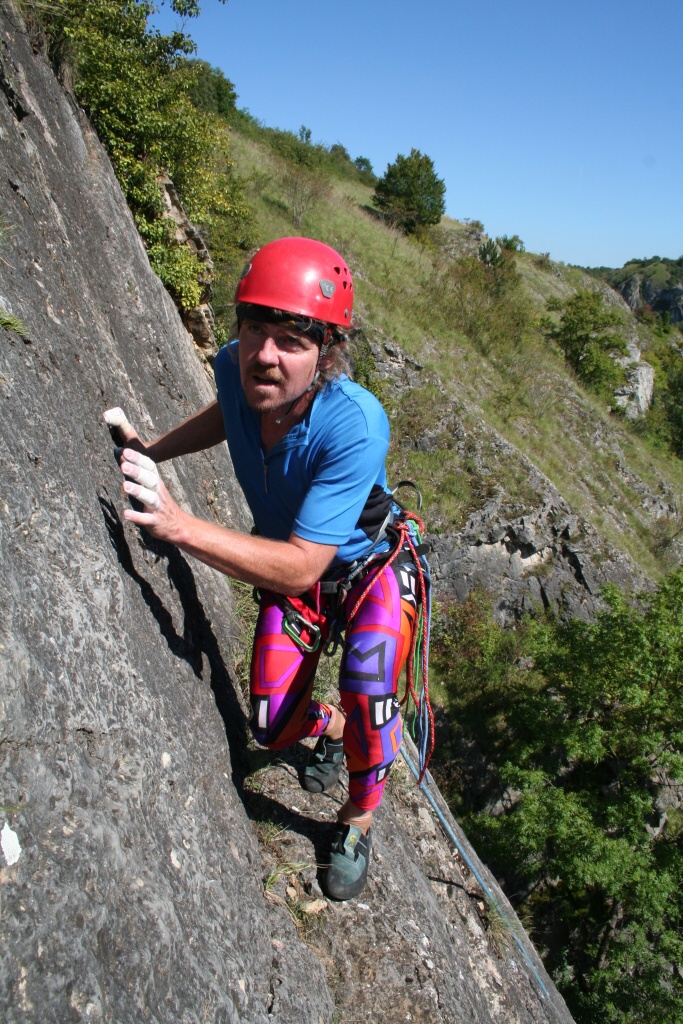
left=344, top=503, right=434, bottom=784
left=258, top=481, right=435, bottom=784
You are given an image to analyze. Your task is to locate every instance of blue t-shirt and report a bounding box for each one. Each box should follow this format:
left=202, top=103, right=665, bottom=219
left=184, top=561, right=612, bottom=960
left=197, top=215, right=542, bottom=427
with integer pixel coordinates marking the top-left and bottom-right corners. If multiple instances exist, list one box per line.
left=214, top=342, right=392, bottom=568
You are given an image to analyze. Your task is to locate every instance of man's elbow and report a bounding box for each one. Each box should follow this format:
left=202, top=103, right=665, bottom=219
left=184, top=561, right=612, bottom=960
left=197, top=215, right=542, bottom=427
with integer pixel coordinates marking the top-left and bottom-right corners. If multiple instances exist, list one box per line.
left=282, top=540, right=336, bottom=596
left=286, top=569, right=321, bottom=597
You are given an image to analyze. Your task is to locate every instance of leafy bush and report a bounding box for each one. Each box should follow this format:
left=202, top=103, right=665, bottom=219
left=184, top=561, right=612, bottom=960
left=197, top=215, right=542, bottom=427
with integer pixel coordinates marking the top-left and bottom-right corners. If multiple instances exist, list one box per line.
left=661, top=362, right=683, bottom=457
left=184, top=58, right=237, bottom=117
left=27, top=0, right=251, bottom=312
left=428, top=246, right=533, bottom=354
left=279, top=168, right=331, bottom=230
left=231, top=119, right=376, bottom=185
left=373, top=148, right=446, bottom=234
left=146, top=237, right=203, bottom=311
left=542, top=290, right=627, bottom=396
left=496, top=234, right=525, bottom=252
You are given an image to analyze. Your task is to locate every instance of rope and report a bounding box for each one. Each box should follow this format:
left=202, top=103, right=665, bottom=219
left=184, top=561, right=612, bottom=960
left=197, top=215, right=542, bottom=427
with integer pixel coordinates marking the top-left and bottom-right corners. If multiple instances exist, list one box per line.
left=399, top=745, right=550, bottom=1001
left=346, top=512, right=435, bottom=784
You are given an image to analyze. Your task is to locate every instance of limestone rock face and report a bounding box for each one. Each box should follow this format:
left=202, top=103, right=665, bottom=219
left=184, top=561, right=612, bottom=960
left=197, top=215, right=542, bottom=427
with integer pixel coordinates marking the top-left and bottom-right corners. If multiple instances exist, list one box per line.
left=613, top=360, right=655, bottom=418
left=613, top=338, right=655, bottom=419
left=0, top=12, right=326, bottom=1024
left=0, top=9, right=573, bottom=1024
left=430, top=493, right=648, bottom=625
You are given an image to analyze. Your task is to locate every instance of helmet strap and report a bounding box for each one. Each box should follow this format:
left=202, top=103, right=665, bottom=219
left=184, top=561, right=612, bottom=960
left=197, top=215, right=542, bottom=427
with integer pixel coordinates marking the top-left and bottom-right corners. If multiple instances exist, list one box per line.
left=306, top=327, right=333, bottom=391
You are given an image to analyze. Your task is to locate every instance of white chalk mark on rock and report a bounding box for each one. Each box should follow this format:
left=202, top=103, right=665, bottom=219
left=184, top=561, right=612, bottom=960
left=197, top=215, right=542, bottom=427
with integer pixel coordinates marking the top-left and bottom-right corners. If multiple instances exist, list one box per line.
left=1, top=821, right=21, bottom=866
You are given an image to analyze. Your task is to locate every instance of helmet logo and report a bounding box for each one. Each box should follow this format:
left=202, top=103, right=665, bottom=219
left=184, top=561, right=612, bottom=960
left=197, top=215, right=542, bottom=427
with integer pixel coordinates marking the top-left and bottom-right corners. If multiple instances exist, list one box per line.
left=239, top=261, right=252, bottom=280
left=319, top=279, right=336, bottom=298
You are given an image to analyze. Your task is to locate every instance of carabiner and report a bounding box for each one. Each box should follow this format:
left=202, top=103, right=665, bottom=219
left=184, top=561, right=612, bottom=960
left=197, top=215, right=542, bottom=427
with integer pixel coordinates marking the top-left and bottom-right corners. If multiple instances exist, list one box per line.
left=391, top=480, right=423, bottom=511
left=283, top=609, right=322, bottom=653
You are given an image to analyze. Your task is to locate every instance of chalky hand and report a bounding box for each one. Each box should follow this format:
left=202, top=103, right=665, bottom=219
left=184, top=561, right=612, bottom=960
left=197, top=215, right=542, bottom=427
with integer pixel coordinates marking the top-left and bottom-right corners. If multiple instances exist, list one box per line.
left=119, top=449, right=161, bottom=510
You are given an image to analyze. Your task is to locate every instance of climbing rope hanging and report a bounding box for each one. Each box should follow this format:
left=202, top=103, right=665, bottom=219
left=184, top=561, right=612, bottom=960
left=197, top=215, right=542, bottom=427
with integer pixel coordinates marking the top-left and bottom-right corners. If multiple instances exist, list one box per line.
left=345, top=509, right=435, bottom=784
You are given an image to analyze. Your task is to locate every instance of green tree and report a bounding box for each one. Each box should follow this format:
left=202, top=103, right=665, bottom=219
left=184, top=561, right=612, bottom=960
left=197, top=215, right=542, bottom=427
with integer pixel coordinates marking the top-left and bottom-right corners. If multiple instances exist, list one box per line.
left=354, top=155, right=374, bottom=176
left=434, top=577, right=683, bottom=1024
left=373, top=148, right=446, bottom=233
left=542, top=290, right=627, bottom=395
left=662, top=362, right=683, bottom=456
left=478, top=239, right=505, bottom=270
left=185, top=58, right=237, bottom=117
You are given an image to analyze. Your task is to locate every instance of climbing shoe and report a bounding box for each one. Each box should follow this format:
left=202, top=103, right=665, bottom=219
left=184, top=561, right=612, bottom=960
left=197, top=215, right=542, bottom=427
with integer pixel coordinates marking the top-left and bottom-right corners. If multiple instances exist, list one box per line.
left=323, top=824, right=372, bottom=901
left=302, top=735, right=344, bottom=793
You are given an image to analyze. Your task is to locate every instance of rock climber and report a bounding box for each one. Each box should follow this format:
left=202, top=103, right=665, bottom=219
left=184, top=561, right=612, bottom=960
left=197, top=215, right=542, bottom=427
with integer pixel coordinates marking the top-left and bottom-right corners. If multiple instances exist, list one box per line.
left=105, top=236, right=429, bottom=900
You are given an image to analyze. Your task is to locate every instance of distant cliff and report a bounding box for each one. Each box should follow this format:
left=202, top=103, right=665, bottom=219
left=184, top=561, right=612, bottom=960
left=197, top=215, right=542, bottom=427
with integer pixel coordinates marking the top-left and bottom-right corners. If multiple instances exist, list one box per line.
left=589, top=256, right=683, bottom=324
left=0, top=7, right=573, bottom=1024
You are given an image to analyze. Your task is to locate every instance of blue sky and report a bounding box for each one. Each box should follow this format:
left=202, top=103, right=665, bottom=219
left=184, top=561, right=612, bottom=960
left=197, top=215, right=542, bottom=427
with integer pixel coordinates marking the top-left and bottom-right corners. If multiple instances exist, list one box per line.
left=152, top=0, right=682, bottom=268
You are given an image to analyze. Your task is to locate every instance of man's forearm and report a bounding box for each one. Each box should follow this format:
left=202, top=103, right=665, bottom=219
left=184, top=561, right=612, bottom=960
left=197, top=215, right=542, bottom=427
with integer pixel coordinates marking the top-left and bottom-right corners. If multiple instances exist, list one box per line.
left=148, top=401, right=226, bottom=463
left=117, top=445, right=337, bottom=595
left=171, top=510, right=336, bottom=595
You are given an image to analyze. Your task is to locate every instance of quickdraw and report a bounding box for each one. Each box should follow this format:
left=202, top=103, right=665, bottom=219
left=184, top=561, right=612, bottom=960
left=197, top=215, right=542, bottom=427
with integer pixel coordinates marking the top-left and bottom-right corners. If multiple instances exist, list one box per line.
left=282, top=606, right=322, bottom=653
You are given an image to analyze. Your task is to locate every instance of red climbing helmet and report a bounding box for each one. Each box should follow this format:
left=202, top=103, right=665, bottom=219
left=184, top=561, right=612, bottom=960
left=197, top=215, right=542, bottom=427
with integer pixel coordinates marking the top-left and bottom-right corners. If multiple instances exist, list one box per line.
left=234, top=237, right=353, bottom=328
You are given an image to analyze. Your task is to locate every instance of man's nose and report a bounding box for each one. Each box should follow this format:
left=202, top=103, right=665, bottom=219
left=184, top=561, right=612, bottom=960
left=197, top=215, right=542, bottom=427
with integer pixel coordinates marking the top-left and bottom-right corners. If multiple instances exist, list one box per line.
left=255, top=334, right=279, bottom=364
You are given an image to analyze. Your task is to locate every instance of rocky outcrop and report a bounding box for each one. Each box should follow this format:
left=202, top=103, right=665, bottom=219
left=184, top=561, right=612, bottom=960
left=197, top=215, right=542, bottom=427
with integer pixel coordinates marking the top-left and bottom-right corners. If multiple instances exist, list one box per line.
left=158, top=172, right=217, bottom=352
left=0, top=8, right=573, bottom=1024
left=613, top=339, right=655, bottom=419
left=430, top=493, right=648, bottom=624
left=368, top=337, right=650, bottom=623
left=618, top=272, right=683, bottom=324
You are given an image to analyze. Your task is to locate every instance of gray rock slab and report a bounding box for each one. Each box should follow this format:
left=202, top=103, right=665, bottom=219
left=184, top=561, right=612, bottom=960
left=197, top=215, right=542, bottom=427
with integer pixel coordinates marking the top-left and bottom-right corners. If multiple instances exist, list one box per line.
left=0, top=7, right=574, bottom=1024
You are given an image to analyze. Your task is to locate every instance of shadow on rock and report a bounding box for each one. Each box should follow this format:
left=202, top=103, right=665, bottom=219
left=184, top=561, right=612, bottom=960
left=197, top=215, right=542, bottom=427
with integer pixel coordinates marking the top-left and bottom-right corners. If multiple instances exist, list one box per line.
left=98, top=488, right=249, bottom=785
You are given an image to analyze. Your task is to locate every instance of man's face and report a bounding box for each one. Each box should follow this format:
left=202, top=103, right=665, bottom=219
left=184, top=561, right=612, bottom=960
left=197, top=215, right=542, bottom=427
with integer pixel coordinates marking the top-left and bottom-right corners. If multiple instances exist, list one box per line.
left=238, top=319, right=320, bottom=414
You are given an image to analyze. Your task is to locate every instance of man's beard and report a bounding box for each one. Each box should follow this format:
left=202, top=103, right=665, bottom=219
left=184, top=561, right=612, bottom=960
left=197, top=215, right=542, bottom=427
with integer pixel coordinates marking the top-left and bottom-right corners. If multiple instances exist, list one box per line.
left=243, top=365, right=293, bottom=414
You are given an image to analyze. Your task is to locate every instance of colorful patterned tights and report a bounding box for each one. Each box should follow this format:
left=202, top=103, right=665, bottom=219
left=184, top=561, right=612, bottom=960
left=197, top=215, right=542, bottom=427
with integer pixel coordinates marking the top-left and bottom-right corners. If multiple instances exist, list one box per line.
left=249, top=561, right=418, bottom=812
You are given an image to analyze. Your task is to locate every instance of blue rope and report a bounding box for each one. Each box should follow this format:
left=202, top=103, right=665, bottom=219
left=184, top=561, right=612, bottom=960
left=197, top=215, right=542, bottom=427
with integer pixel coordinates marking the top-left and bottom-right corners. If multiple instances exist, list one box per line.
left=399, top=745, right=550, bottom=1000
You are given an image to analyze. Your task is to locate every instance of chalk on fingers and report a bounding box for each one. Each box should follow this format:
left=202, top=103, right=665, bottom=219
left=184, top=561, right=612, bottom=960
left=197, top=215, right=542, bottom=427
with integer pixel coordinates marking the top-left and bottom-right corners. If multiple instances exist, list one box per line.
left=104, top=407, right=132, bottom=446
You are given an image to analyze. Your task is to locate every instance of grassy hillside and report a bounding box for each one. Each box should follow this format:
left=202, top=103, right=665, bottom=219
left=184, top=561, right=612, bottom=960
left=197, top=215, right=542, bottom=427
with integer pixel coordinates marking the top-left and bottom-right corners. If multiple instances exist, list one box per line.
left=25, top=0, right=681, bottom=580
left=220, top=129, right=683, bottom=582
left=219, top=128, right=683, bottom=1024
